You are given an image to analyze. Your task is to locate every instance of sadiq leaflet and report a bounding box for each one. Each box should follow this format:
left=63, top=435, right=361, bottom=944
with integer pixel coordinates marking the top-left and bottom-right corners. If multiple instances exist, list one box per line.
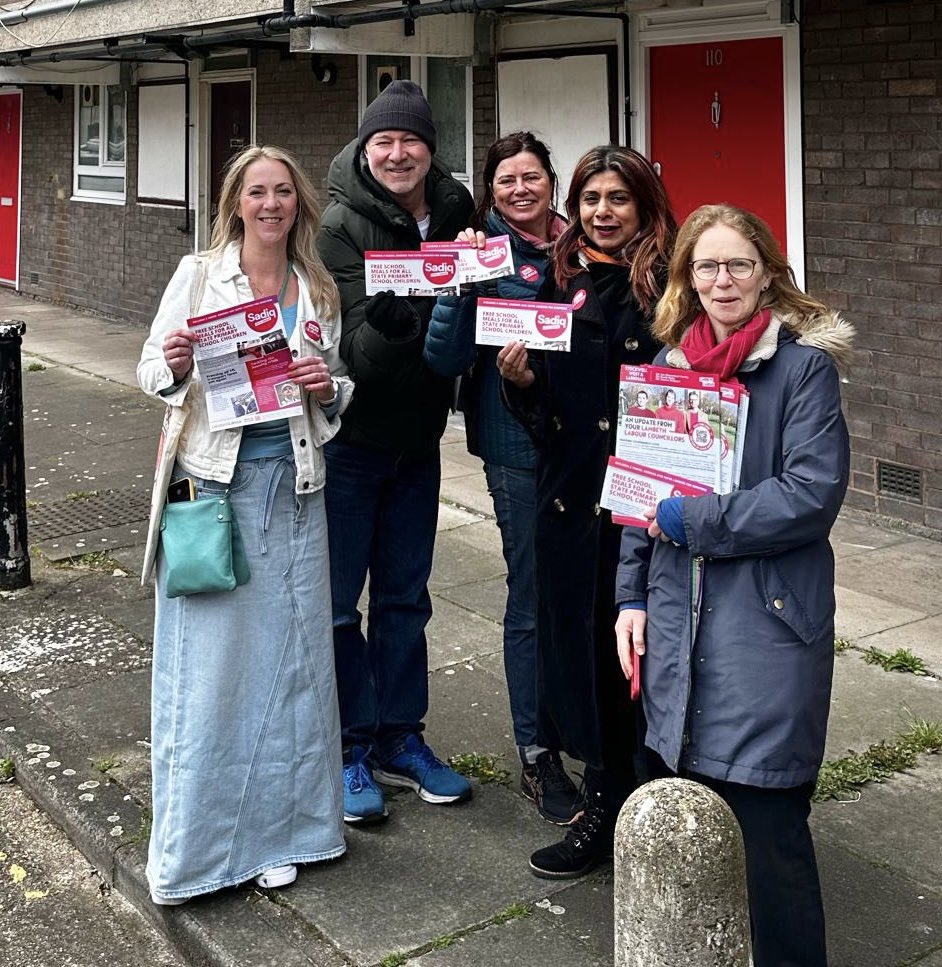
left=600, top=457, right=713, bottom=527
left=420, top=235, right=514, bottom=284
left=364, top=251, right=460, bottom=296
left=187, top=295, right=303, bottom=432
left=474, top=297, right=573, bottom=352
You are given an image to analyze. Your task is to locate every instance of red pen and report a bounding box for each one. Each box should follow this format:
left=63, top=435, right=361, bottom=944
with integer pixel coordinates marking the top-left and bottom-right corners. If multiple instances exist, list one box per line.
left=630, top=646, right=641, bottom=701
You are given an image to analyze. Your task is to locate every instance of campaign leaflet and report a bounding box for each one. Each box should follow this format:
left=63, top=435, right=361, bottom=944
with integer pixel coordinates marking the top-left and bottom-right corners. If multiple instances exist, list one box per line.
left=187, top=295, right=303, bottom=432
left=616, top=365, right=723, bottom=491
left=474, top=297, right=573, bottom=352
left=364, top=250, right=460, bottom=296
left=600, top=457, right=713, bottom=528
left=719, top=380, right=750, bottom=494
left=420, top=234, right=514, bottom=284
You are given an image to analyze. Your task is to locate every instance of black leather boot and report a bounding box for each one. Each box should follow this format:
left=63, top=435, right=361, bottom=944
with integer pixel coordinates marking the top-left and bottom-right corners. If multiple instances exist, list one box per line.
left=528, top=784, right=617, bottom=879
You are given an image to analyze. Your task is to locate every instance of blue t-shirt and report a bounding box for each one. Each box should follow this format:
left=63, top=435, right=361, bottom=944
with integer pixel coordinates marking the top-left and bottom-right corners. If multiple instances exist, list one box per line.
left=237, top=303, right=298, bottom=460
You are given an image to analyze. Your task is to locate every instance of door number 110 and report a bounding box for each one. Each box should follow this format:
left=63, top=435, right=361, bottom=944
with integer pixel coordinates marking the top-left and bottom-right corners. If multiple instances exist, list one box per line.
left=706, top=48, right=723, bottom=67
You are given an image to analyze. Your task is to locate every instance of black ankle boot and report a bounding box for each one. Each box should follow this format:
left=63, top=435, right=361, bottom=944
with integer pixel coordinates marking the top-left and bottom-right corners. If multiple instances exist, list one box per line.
left=528, top=788, right=616, bottom=879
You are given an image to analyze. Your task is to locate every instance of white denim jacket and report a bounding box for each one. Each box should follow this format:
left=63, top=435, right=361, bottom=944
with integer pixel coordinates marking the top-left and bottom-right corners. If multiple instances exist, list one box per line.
left=137, top=243, right=353, bottom=583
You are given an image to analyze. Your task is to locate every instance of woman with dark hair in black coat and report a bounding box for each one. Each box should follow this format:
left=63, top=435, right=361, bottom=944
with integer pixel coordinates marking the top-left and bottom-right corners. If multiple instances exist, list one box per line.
left=499, top=145, right=676, bottom=878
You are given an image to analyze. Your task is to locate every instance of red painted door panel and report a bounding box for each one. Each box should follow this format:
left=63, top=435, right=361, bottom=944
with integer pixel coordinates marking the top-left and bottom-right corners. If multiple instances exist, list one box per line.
left=0, top=92, right=21, bottom=285
left=649, top=37, right=787, bottom=253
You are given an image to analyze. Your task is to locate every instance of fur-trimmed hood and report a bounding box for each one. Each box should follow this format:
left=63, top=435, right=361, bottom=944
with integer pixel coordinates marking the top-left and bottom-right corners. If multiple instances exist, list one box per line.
left=666, top=309, right=855, bottom=373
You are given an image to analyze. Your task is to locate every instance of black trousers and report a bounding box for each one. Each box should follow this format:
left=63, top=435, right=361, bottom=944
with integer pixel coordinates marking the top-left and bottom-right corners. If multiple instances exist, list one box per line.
left=648, top=753, right=828, bottom=967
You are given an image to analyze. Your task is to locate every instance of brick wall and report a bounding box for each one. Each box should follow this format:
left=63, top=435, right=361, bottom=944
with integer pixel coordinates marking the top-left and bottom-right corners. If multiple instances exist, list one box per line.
left=18, top=50, right=360, bottom=329
left=20, top=85, right=193, bottom=326
left=802, top=0, right=942, bottom=534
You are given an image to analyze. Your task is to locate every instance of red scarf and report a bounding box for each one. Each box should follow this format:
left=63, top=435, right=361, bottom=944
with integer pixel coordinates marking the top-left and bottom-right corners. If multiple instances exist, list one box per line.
left=680, top=308, right=772, bottom=379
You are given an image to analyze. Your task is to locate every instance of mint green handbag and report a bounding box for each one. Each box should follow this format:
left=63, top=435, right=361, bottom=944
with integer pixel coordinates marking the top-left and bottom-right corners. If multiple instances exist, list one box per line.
left=159, top=495, right=250, bottom=598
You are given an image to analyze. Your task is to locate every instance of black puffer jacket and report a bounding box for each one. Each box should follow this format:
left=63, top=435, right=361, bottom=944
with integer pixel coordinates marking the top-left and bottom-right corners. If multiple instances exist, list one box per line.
left=317, top=139, right=474, bottom=454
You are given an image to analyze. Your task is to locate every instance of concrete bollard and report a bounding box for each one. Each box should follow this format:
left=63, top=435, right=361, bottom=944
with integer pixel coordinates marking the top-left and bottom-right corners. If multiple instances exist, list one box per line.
left=614, top=777, right=751, bottom=966
left=0, top=319, right=31, bottom=590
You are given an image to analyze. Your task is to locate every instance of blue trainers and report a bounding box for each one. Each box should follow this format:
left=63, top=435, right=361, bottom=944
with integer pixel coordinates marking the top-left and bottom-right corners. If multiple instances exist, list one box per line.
left=374, top=734, right=472, bottom=804
left=342, top=745, right=387, bottom=824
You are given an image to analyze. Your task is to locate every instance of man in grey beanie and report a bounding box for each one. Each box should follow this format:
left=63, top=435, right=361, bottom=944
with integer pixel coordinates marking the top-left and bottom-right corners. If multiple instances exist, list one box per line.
left=317, top=81, right=474, bottom=825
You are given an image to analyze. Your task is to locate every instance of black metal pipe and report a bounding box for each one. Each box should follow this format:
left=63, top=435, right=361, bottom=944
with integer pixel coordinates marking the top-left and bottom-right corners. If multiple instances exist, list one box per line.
left=0, top=320, right=30, bottom=590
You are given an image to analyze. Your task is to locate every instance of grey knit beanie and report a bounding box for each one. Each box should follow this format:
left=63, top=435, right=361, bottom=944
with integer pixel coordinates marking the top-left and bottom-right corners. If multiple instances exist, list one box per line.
left=358, top=80, right=437, bottom=153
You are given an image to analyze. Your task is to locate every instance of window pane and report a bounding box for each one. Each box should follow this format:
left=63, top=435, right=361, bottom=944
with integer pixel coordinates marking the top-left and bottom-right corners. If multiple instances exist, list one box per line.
left=106, top=86, right=126, bottom=164
left=77, top=173, right=124, bottom=193
left=78, top=84, right=101, bottom=166
left=366, top=55, right=410, bottom=103
left=427, top=59, right=467, bottom=174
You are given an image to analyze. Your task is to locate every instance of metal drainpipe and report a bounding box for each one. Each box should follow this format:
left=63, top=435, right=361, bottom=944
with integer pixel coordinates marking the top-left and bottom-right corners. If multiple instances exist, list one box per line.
left=179, top=57, right=191, bottom=236
left=0, top=0, right=123, bottom=27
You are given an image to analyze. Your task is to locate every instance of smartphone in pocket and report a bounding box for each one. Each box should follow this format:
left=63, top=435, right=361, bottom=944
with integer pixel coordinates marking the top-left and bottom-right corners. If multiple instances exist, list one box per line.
left=167, top=477, right=195, bottom=503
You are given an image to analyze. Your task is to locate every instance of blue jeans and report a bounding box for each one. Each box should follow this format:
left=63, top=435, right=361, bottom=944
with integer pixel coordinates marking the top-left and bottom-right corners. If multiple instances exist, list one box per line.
left=325, top=439, right=440, bottom=759
left=485, top=462, right=539, bottom=749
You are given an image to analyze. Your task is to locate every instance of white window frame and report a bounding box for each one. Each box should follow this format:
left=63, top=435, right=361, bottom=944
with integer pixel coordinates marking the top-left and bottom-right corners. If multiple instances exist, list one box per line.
left=73, top=82, right=126, bottom=204
left=358, top=55, right=473, bottom=192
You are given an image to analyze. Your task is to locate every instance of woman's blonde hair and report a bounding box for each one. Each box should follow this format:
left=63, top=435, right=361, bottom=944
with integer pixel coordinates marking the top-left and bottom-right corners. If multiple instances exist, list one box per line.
left=653, top=204, right=828, bottom=346
left=206, top=145, right=339, bottom=318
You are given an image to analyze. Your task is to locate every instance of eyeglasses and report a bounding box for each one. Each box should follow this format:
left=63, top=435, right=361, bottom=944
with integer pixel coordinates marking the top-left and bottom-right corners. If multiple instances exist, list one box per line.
left=690, top=258, right=760, bottom=281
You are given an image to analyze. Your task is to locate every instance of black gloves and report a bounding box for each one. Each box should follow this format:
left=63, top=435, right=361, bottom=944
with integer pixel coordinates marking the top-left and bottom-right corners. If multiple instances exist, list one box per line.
left=364, top=290, right=420, bottom=340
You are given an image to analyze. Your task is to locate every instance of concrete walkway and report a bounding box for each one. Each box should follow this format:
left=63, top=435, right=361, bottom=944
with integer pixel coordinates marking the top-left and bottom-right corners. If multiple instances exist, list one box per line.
left=0, top=289, right=940, bottom=967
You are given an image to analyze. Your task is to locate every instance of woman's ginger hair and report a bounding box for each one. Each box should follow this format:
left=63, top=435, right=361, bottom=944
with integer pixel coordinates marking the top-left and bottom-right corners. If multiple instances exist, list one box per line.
left=553, top=145, right=676, bottom=312
left=653, top=204, right=828, bottom=346
left=206, top=144, right=339, bottom=318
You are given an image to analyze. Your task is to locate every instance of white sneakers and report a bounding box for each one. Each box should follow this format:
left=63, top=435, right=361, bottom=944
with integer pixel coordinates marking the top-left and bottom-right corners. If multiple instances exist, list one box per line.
left=254, top=864, right=298, bottom=889
left=150, top=863, right=298, bottom=905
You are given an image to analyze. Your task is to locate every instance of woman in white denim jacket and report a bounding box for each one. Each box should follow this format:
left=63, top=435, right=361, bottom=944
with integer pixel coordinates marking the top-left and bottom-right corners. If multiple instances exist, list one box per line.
left=137, top=145, right=353, bottom=905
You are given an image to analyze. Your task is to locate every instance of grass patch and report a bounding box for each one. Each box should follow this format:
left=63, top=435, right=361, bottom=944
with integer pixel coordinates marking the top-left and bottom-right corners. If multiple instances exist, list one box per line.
left=834, top=637, right=853, bottom=654
left=429, top=934, right=457, bottom=949
left=862, top=646, right=928, bottom=676
left=378, top=954, right=408, bottom=967
left=814, top=719, right=942, bottom=802
left=93, top=755, right=120, bottom=773
left=0, top=759, right=14, bottom=782
left=26, top=362, right=46, bottom=372
left=119, top=808, right=152, bottom=848
left=66, top=490, right=98, bottom=501
left=490, top=902, right=531, bottom=925
left=26, top=499, right=40, bottom=510
left=448, top=752, right=510, bottom=786
left=70, top=551, right=123, bottom=572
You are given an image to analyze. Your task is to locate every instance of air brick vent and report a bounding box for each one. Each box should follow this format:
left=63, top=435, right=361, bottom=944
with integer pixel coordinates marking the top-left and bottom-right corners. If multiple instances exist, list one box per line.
left=877, top=461, right=922, bottom=502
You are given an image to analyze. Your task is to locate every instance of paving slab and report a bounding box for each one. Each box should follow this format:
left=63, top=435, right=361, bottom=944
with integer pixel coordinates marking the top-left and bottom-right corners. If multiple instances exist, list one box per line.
left=281, top=785, right=569, bottom=965
left=835, top=541, right=942, bottom=616
left=855, top=613, right=942, bottom=679
left=835, top=585, right=928, bottom=641
left=411, top=910, right=612, bottom=967
left=437, top=574, right=508, bottom=628
left=816, top=835, right=942, bottom=967
left=826, top=650, right=942, bottom=759
left=812, top=756, right=942, bottom=895
left=426, top=593, right=502, bottom=670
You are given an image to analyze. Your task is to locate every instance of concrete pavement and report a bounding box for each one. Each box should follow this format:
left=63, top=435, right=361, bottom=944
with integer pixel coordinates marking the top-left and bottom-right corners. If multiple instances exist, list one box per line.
left=0, top=288, right=940, bottom=967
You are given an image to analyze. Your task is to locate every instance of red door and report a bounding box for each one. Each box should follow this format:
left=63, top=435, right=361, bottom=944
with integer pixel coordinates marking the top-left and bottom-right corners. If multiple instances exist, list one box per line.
left=649, top=37, right=787, bottom=253
left=0, top=91, right=21, bottom=286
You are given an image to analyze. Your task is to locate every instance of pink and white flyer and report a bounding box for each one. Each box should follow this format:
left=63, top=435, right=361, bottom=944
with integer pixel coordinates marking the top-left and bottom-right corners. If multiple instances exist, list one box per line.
left=421, top=234, right=514, bottom=284
left=600, top=457, right=713, bottom=528
left=364, top=251, right=460, bottom=296
left=474, top=297, right=572, bottom=352
left=187, top=295, right=303, bottom=432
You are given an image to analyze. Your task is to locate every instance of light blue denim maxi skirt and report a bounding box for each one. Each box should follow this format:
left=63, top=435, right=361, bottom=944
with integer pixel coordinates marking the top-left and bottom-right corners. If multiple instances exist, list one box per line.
left=148, top=456, right=345, bottom=900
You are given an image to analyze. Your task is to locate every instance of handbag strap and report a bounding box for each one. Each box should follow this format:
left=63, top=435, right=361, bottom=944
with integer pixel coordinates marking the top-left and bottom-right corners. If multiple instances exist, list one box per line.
left=189, top=256, right=208, bottom=318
